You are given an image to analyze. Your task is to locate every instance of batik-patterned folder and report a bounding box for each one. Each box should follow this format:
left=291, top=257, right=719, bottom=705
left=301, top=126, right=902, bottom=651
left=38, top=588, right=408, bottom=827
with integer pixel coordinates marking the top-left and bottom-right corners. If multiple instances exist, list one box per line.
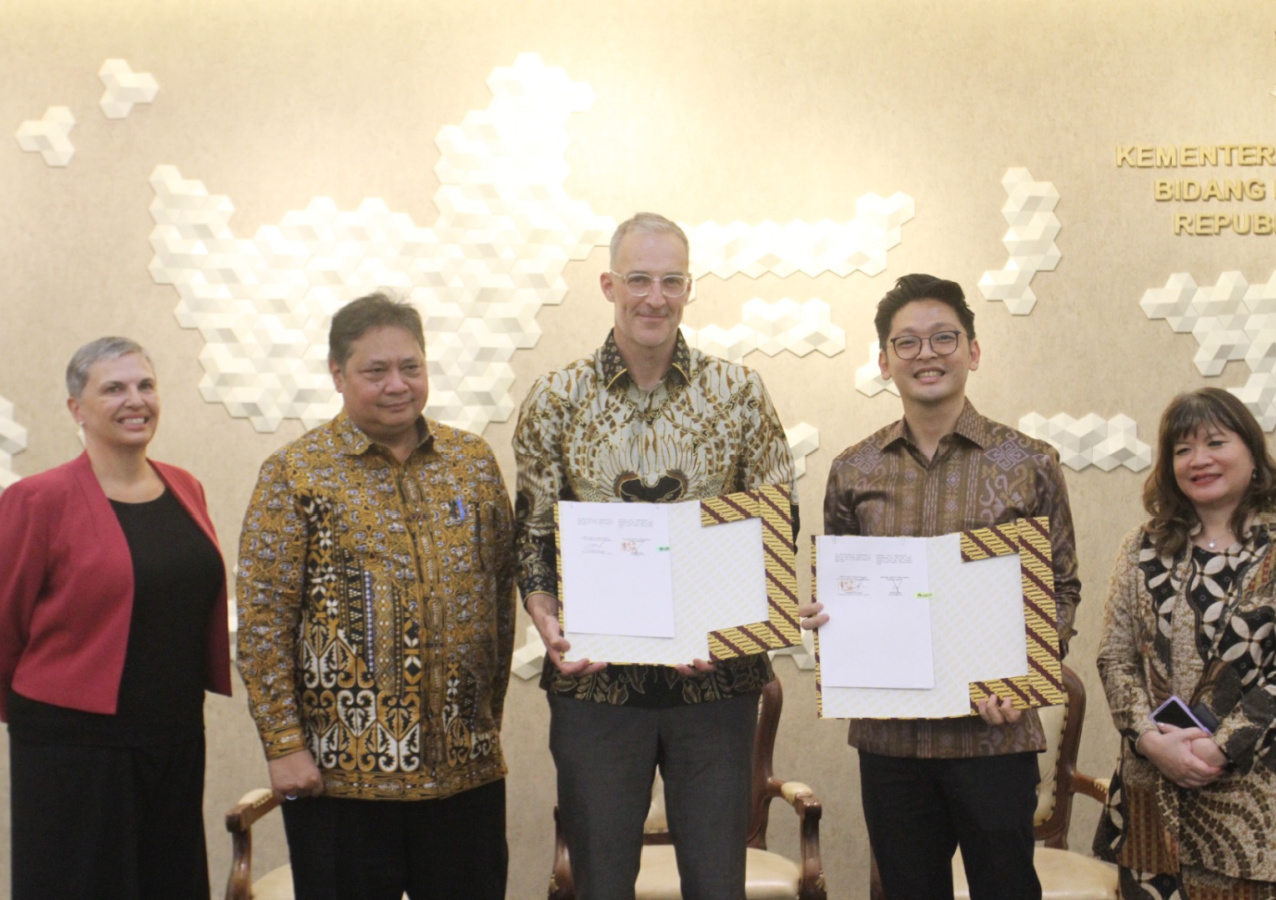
left=556, top=484, right=800, bottom=664
left=814, top=517, right=1062, bottom=719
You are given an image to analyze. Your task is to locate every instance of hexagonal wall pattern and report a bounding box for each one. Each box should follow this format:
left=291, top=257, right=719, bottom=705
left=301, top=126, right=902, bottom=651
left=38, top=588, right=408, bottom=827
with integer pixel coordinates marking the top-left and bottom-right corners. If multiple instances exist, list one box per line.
left=15, top=106, right=75, bottom=167
left=682, top=298, right=845, bottom=366
left=1018, top=412, right=1151, bottom=472
left=150, top=55, right=912, bottom=435
left=680, top=323, right=757, bottom=364
left=686, top=199, right=914, bottom=281
left=1140, top=270, right=1276, bottom=429
left=785, top=421, right=820, bottom=479
left=854, top=340, right=899, bottom=398
left=511, top=623, right=549, bottom=681
left=148, top=54, right=614, bottom=433
left=771, top=633, right=817, bottom=671
left=99, top=59, right=159, bottom=119
left=0, top=395, right=29, bottom=492
left=978, top=168, right=1061, bottom=316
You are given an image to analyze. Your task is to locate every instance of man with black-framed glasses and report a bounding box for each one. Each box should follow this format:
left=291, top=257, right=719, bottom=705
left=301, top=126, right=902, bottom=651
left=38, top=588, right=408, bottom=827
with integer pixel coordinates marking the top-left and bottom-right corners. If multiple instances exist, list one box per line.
left=514, top=212, right=797, bottom=899
left=800, top=273, right=1081, bottom=900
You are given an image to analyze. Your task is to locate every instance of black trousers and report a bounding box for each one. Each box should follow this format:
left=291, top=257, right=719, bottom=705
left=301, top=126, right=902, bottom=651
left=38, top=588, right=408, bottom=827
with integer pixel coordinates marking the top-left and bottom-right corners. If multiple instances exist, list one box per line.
left=280, top=779, right=508, bottom=900
left=548, top=691, right=759, bottom=900
left=860, top=750, right=1041, bottom=900
left=9, top=733, right=210, bottom=900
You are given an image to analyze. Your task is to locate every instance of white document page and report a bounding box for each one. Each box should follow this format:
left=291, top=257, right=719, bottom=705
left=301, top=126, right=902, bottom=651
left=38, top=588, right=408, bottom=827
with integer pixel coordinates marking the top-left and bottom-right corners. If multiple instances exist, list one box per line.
left=816, top=536, right=934, bottom=689
left=558, top=502, right=675, bottom=638
left=561, top=500, right=769, bottom=665
left=817, top=531, right=1030, bottom=719
left=927, top=536, right=1027, bottom=682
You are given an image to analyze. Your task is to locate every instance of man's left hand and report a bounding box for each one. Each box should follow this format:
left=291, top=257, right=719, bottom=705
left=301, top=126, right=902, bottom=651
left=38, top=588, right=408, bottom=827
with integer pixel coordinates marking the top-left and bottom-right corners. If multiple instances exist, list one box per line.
left=674, top=658, right=718, bottom=677
left=975, top=694, right=1022, bottom=727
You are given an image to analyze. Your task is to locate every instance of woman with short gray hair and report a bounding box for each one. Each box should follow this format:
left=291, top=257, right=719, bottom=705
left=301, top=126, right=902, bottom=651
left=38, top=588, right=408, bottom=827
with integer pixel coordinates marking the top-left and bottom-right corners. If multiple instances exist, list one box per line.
left=0, top=336, right=232, bottom=899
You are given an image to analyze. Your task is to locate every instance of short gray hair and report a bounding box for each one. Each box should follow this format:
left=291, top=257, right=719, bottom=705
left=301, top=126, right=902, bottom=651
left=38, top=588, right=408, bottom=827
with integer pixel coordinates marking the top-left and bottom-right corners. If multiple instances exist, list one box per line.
left=66, top=337, right=153, bottom=398
left=609, top=212, right=689, bottom=267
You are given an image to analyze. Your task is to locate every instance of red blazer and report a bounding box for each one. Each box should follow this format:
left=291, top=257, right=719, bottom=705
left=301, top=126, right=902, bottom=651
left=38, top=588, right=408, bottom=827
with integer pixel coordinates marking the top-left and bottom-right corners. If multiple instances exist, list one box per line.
left=0, top=452, right=232, bottom=721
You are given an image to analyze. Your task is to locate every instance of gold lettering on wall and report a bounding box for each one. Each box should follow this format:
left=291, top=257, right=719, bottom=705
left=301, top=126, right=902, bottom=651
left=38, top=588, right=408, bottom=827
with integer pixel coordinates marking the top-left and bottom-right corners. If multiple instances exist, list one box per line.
left=1172, top=213, right=1276, bottom=236
left=1116, top=144, right=1276, bottom=167
left=1153, top=179, right=1268, bottom=202
left=1117, top=142, right=1276, bottom=234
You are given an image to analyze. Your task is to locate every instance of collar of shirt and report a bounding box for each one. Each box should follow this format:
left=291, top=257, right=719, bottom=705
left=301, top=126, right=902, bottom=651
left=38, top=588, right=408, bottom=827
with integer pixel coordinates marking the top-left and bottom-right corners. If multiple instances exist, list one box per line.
left=598, top=329, right=694, bottom=391
left=880, top=399, right=992, bottom=460
left=331, top=410, right=435, bottom=458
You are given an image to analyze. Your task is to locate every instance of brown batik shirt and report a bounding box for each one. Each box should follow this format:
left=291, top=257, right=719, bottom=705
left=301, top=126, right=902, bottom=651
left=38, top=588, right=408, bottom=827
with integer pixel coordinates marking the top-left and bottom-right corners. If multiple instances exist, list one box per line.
left=513, top=330, right=797, bottom=707
left=823, top=400, right=1081, bottom=758
left=237, top=412, right=516, bottom=800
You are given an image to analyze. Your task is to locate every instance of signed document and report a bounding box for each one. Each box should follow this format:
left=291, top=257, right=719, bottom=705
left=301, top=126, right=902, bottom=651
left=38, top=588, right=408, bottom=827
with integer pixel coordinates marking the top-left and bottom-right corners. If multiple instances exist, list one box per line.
left=815, top=536, right=934, bottom=689
left=556, top=495, right=773, bottom=665
left=815, top=530, right=1030, bottom=719
left=557, top=502, right=675, bottom=638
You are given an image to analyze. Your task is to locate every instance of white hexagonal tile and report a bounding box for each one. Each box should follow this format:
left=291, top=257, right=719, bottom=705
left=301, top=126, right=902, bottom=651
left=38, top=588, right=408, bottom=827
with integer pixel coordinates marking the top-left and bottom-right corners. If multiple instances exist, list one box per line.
left=0, top=396, right=30, bottom=491
left=16, top=106, right=75, bottom=166
left=1018, top=411, right=1150, bottom=472
left=978, top=169, right=1062, bottom=316
left=98, top=59, right=159, bottom=119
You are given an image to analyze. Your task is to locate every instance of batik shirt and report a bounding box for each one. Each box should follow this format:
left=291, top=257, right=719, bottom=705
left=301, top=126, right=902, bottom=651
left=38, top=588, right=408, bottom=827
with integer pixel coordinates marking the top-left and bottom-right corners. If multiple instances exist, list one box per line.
left=514, top=330, right=796, bottom=707
left=237, top=412, right=516, bottom=800
left=823, top=401, right=1081, bottom=758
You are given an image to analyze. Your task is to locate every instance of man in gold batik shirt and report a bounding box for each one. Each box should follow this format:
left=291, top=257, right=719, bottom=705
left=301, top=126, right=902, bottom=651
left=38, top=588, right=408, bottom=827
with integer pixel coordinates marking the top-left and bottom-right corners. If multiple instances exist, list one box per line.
left=237, top=292, right=515, bottom=900
left=514, top=213, right=796, bottom=900
left=802, top=273, right=1081, bottom=900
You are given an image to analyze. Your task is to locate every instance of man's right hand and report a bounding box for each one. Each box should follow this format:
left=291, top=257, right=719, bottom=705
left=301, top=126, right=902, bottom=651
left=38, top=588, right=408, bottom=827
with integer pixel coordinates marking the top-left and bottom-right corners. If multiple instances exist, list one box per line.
left=269, top=749, right=325, bottom=801
left=525, top=591, right=607, bottom=676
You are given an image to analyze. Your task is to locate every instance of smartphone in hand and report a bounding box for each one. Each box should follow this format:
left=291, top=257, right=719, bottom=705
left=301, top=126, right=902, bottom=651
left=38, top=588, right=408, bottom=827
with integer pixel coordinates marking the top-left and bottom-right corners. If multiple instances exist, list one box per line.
left=1151, top=695, right=1217, bottom=734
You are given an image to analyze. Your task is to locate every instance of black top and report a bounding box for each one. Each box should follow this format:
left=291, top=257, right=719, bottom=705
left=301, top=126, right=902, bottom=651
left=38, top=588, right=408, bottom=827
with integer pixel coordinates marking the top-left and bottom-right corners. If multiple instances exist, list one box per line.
left=8, top=489, right=222, bottom=746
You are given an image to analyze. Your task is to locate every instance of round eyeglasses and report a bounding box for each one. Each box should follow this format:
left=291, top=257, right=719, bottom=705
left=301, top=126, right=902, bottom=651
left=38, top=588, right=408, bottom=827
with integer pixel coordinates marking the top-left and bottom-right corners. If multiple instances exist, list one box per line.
left=888, top=330, right=965, bottom=360
left=609, top=271, right=692, bottom=299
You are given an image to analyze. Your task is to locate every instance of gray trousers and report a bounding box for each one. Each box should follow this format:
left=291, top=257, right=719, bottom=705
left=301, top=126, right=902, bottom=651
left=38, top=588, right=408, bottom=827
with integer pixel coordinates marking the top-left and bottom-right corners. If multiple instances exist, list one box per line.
left=548, top=690, right=760, bottom=900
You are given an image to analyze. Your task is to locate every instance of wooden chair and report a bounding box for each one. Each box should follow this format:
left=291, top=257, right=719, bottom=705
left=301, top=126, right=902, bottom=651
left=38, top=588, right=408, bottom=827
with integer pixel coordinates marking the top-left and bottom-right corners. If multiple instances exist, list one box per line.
left=548, top=677, right=827, bottom=900
left=223, top=788, right=294, bottom=900
left=223, top=787, right=421, bottom=900
left=870, top=665, right=1118, bottom=900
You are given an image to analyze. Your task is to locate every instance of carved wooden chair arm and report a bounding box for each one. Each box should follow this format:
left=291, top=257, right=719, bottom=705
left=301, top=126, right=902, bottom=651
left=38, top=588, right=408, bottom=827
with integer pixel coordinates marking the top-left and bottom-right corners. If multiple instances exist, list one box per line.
left=1068, top=771, right=1110, bottom=805
left=224, top=788, right=283, bottom=900
left=773, top=779, right=826, bottom=900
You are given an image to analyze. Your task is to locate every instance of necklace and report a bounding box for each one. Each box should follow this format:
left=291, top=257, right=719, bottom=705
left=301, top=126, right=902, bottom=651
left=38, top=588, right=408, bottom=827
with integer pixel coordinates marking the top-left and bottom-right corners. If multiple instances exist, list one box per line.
left=1205, top=532, right=1234, bottom=550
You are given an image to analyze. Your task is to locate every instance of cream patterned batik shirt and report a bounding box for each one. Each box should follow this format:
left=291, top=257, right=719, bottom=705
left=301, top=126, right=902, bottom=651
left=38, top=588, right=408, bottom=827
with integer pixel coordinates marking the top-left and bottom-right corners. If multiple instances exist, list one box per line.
left=824, top=401, right=1081, bottom=758
left=514, top=330, right=797, bottom=707
left=237, top=412, right=516, bottom=800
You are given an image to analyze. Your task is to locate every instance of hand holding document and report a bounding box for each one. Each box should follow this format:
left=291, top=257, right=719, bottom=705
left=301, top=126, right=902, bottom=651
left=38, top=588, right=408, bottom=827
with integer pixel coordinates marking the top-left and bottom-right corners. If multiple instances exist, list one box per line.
left=814, top=519, right=1061, bottom=719
left=554, top=486, right=801, bottom=666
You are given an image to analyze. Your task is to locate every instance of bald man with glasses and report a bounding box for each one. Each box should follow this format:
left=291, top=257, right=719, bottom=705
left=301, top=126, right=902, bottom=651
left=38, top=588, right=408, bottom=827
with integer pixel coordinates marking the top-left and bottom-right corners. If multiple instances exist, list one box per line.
left=514, top=212, right=797, bottom=900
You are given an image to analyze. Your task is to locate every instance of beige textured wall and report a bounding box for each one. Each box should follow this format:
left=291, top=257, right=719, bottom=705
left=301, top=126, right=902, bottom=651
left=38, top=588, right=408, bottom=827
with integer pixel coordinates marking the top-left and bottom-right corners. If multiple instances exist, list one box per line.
left=2, top=1, right=1274, bottom=897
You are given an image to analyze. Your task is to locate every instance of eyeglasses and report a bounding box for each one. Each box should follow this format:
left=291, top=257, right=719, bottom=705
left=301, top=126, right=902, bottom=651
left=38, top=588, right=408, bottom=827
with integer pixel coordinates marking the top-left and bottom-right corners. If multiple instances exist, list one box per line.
left=888, top=330, right=965, bottom=360
left=609, top=271, right=692, bottom=299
